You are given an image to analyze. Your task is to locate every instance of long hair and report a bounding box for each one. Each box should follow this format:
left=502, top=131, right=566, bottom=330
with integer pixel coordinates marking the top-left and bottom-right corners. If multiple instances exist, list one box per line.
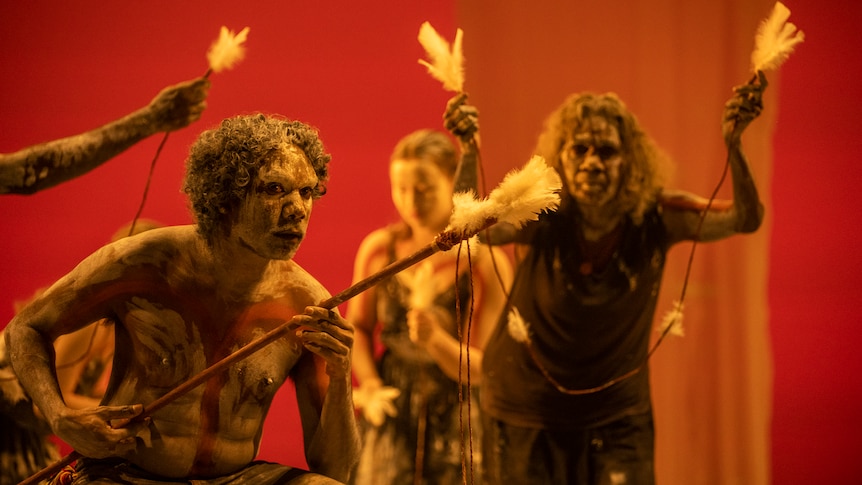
left=182, top=114, right=331, bottom=244
left=534, top=93, right=667, bottom=224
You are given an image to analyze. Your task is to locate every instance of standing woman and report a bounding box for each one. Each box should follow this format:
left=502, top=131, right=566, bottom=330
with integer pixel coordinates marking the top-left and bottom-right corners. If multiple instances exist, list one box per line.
left=349, top=129, right=512, bottom=484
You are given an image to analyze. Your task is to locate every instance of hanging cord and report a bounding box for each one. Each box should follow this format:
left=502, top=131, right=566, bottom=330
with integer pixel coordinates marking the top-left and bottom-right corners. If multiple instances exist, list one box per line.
left=126, top=133, right=169, bottom=237
left=127, top=69, right=214, bottom=237
left=453, top=239, right=476, bottom=485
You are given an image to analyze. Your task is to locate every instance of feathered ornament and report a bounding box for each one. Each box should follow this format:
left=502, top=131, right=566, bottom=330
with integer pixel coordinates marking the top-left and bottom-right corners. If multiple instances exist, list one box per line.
left=658, top=300, right=685, bottom=337
left=127, top=25, right=250, bottom=238
left=206, top=26, right=251, bottom=77
left=417, top=21, right=465, bottom=92
left=448, top=155, right=562, bottom=235
left=507, top=307, right=531, bottom=344
left=751, top=2, right=804, bottom=73
left=23, top=156, right=561, bottom=485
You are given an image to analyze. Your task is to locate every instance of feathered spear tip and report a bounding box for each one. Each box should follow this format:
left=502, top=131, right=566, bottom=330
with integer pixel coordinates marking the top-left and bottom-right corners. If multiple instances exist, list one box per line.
left=417, top=21, right=465, bottom=93
left=448, top=155, right=562, bottom=235
left=207, top=26, right=251, bottom=75
left=750, top=1, right=804, bottom=73
left=658, top=300, right=685, bottom=337
left=507, top=307, right=531, bottom=343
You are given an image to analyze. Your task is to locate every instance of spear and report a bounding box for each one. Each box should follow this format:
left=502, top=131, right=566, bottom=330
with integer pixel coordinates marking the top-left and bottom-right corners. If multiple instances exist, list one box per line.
left=19, top=155, right=561, bottom=485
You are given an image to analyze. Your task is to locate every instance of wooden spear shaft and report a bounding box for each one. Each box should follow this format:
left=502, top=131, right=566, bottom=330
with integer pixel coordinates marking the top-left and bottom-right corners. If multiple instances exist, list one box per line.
left=18, top=225, right=482, bottom=485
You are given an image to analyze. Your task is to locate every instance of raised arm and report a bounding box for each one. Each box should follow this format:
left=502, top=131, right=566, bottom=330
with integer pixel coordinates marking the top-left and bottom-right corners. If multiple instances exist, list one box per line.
left=0, top=77, right=209, bottom=195
left=444, top=92, right=481, bottom=194
left=444, top=93, right=520, bottom=245
left=661, top=72, right=767, bottom=243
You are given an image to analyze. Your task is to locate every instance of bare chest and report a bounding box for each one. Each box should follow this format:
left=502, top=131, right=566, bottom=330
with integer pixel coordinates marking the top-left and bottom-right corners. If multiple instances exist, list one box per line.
left=113, top=294, right=305, bottom=397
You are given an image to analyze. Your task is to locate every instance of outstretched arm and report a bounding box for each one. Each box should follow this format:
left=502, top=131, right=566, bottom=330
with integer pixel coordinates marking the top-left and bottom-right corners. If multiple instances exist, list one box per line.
left=662, top=72, right=767, bottom=243
left=0, top=77, right=209, bottom=195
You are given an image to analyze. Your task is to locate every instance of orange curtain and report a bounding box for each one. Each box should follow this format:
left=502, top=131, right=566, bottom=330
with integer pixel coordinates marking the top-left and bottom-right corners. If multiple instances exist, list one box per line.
left=457, top=1, right=774, bottom=483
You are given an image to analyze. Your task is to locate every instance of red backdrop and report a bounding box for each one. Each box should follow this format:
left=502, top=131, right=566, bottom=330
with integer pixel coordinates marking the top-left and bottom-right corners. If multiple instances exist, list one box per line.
left=1, top=1, right=859, bottom=483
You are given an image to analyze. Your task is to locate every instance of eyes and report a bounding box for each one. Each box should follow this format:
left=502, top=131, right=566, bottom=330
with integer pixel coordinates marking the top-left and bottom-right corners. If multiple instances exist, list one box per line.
left=568, top=143, right=620, bottom=161
left=261, top=182, right=315, bottom=199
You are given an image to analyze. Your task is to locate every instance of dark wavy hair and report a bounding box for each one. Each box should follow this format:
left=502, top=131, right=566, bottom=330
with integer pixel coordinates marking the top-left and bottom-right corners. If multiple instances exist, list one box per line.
left=390, top=129, right=458, bottom=177
left=534, top=92, right=667, bottom=224
left=182, top=114, right=331, bottom=244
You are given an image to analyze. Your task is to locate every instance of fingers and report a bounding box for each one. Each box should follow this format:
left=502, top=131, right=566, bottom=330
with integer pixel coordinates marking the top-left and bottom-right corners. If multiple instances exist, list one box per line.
left=292, top=306, right=354, bottom=374
left=443, top=92, right=479, bottom=139
left=58, top=405, right=147, bottom=459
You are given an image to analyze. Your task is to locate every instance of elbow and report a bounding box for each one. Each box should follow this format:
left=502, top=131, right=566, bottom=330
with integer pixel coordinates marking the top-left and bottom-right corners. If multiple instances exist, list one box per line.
left=736, top=202, right=765, bottom=234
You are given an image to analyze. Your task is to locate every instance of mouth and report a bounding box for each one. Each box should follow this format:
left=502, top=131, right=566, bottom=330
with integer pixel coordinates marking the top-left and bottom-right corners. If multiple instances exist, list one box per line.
left=273, top=229, right=304, bottom=242
left=574, top=172, right=607, bottom=193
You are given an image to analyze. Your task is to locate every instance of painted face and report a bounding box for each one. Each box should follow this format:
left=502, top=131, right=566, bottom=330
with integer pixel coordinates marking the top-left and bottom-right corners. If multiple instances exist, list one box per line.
left=389, top=158, right=454, bottom=232
left=560, top=115, right=624, bottom=209
left=230, top=145, right=318, bottom=260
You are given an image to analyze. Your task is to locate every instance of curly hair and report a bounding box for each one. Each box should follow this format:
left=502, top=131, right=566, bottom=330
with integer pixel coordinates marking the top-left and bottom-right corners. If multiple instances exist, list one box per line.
left=182, top=114, right=331, bottom=244
left=390, top=129, right=458, bottom=177
left=534, top=92, right=667, bottom=224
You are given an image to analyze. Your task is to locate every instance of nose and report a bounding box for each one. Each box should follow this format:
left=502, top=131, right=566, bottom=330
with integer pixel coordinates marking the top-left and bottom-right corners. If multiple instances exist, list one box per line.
left=579, top=147, right=603, bottom=172
left=281, top=192, right=307, bottom=222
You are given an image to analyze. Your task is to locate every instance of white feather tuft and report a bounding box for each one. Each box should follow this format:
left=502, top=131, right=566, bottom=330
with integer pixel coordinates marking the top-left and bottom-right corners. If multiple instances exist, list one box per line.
left=417, top=21, right=465, bottom=92
left=490, top=156, right=563, bottom=228
left=751, top=2, right=804, bottom=73
left=658, top=300, right=685, bottom=337
left=507, top=307, right=531, bottom=343
left=447, top=156, right=561, bottom=234
left=207, top=26, right=251, bottom=74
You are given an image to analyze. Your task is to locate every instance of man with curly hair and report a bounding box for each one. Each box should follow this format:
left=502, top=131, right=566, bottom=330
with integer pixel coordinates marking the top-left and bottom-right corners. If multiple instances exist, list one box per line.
left=5, top=114, right=360, bottom=484
left=444, top=73, right=767, bottom=484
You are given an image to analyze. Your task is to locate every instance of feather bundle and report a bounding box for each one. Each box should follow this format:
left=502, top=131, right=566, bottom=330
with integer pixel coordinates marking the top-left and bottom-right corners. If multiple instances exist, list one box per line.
left=658, top=300, right=685, bottom=337
left=417, top=21, right=465, bottom=92
left=448, top=155, right=562, bottom=234
left=507, top=307, right=531, bottom=343
left=207, top=26, right=251, bottom=74
left=750, top=2, right=804, bottom=73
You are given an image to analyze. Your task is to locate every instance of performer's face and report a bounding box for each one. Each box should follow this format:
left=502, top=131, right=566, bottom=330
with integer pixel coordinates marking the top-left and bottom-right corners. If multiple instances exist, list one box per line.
left=390, top=158, right=454, bottom=232
left=231, top=145, right=318, bottom=260
left=560, top=115, right=624, bottom=209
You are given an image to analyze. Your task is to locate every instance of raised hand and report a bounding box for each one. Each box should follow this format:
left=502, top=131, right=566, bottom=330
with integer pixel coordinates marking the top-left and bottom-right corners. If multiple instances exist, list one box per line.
left=443, top=92, right=480, bottom=143
left=723, top=71, right=767, bottom=146
left=147, top=77, right=210, bottom=133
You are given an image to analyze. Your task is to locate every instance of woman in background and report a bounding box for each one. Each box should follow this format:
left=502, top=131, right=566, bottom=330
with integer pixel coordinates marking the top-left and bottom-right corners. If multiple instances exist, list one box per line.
left=348, top=129, right=512, bottom=485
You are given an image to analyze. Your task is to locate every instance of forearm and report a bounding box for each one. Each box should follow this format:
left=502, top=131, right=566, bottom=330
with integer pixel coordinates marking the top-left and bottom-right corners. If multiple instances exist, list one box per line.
left=5, top=321, right=68, bottom=425
left=453, top=138, right=479, bottom=194
left=304, top=375, right=360, bottom=481
left=727, top=140, right=764, bottom=233
left=0, top=105, right=159, bottom=195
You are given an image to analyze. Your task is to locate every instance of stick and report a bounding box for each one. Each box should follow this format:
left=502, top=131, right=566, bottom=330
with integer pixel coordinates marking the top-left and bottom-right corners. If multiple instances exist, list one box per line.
left=18, top=224, right=489, bottom=485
